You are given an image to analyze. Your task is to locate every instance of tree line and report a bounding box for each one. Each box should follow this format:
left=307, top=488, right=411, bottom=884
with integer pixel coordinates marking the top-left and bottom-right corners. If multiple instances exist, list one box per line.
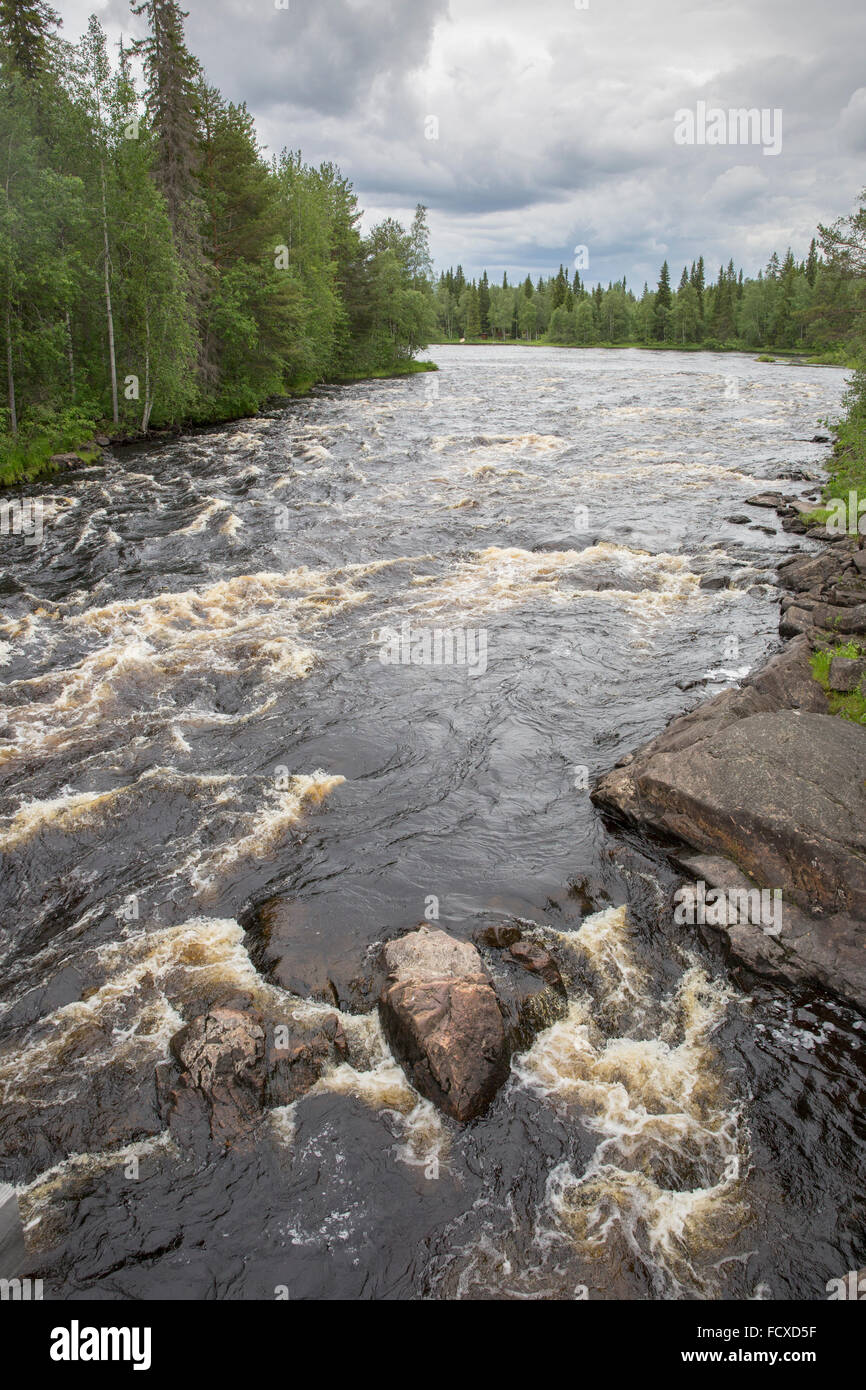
left=0, top=0, right=437, bottom=462
left=434, top=235, right=865, bottom=358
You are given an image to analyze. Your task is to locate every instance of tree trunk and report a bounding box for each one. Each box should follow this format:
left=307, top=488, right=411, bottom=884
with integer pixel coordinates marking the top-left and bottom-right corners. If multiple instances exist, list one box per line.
left=100, top=159, right=119, bottom=426
left=65, top=308, right=75, bottom=400
left=5, top=307, right=17, bottom=437
left=141, top=300, right=153, bottom=433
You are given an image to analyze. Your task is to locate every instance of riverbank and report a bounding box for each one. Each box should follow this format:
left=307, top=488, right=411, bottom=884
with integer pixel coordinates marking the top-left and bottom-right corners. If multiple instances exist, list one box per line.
left=592, top=468, right=866, bottom=1010
left=0, top=359, right=439, bottom=491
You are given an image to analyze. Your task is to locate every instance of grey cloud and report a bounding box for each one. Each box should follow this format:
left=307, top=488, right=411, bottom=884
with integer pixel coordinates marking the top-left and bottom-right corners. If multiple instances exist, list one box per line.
left=60, top=0, right=866, bottom=285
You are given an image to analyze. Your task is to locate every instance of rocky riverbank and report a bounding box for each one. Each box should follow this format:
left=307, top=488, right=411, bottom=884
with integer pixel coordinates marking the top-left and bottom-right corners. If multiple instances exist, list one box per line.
left=592, top=494, right=866, bottom=1012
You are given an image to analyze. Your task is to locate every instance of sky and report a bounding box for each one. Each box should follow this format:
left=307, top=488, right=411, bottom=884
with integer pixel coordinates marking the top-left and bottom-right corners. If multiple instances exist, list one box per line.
left=59, top=0, right=866, bottom=289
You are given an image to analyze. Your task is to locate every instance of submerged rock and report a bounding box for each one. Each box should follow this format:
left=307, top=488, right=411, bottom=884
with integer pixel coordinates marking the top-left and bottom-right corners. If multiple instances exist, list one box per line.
left=474, top=923, right=522, bottom=949
left=378, top=926, right=509, bottom=1122
left=699, top=571, right=731, bottom=590
left=508, top=940, right=565, bottom=992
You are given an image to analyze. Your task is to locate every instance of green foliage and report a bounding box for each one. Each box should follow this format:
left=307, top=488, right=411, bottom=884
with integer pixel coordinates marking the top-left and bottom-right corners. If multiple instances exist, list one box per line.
left=432, top=201, right=866, bottom=355
left=0, top=3, right=434, bottom=462
left=810, top=641, right=866, bottom=725
left=824, top=368, right=866, bottom=507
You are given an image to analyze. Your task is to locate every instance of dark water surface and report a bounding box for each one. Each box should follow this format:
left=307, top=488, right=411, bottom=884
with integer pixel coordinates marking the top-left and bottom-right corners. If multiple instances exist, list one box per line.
left=1, top=346, right=864, bottom=1299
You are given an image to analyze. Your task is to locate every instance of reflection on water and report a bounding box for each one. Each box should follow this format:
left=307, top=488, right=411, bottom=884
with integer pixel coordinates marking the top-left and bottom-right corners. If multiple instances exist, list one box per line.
left=1, top=346, right=863, bottom=1300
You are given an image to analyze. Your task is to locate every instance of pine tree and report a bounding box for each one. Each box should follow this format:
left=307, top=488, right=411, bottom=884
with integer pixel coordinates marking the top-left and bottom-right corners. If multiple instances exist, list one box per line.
left=0, top=0, right=60, bottom=79
left=654, top=260, right=671, bottom=339
left=478, top=270, right=490, bottom=334
left=130, top=1, right=201, bottom=245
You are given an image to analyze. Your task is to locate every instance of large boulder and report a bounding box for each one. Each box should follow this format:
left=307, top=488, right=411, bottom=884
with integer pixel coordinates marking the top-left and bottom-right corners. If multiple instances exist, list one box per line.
left=672, top=851, right=866, bottom=1008
left=594, top=711, right=866, bottom=1007
left=378, top=926, right=509, bottom=1122
left=595, top=711, right=866, bottom=920
left=829, top=656, right=866, bottom=693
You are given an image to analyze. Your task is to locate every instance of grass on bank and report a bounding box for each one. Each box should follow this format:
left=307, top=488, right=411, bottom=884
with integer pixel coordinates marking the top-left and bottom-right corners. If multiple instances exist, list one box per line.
left=0, top=408, right=102, bottom=487
left=811, top=640, right=866, bottom=724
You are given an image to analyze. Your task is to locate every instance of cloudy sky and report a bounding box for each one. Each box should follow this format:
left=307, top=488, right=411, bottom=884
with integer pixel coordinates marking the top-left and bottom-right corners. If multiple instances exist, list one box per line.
left=60, top=0, right=866, bottom=288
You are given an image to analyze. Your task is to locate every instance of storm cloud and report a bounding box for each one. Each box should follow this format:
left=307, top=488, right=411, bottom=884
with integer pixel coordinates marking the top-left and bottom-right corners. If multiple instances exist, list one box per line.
left=62, top=0, right=866, bottom=286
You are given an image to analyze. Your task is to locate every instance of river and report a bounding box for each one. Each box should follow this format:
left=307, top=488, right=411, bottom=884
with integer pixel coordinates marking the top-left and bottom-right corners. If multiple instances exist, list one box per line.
left=1, top=345, right=864, bottom=1300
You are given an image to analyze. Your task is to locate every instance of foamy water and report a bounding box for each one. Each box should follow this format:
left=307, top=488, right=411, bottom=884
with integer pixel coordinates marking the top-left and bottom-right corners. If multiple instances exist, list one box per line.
left=0, top=346, right=861, bottom=1300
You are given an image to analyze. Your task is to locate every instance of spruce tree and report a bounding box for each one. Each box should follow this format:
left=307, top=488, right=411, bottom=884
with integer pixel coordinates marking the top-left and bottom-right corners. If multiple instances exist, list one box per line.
left=0, top=0, right=60, bottom=79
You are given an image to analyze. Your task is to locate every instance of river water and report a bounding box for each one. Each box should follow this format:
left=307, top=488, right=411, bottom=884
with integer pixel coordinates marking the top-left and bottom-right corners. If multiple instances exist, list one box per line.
left=1, top=345, right=864, bottom=1300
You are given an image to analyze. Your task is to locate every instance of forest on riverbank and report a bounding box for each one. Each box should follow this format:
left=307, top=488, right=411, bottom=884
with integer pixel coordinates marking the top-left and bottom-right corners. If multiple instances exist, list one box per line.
left=2, top=1, right=865, bottom=500
left=433, top=235, right=864, bottom=362
left=437, top=196, right=866, bottom=505
left=0, top=0, right=438, bottom=480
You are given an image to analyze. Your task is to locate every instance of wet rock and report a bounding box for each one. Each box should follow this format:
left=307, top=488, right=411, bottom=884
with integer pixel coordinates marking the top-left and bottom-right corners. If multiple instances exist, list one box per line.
left=811, top=434, right=831, bottom=443
left=777, top=551, right=853, bottom=594
left=471, top=927, right=569, bottom=1048
left=474, top=923, right=522, bottom=949
left=508, top=940, right=566, bottom=992
left=164, top=1005, right=266, bottom=1150
left=378, top=926, right=509, bottom=1122
left=853, top=551, right=866, bottom=575
left=746, top=492, right=787, bottom=509
left=594, top=711, right=866, bottom=996
left=779, top=606, right=813, bottom=638
left=241, top=894, right=375, bottom=1013
left=699, top=572, right=731, bottom=591
left=161, top=998, right=350, bottom=1150
left=264, top=1017, right=344, bottom=1107
left=828, top=657, right=866, bottom=692
left=671, top=851, right=866, bottom=1010
left=725, top=515, right=753, bottom=525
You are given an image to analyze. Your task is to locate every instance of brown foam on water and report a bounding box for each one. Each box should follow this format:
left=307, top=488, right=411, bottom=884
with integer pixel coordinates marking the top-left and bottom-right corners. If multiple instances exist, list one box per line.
left=0, top=913, right=362, bottom=1110
left=512, top=907, right=749, bottom=1295
left=0, top=569, right=369, bottom=762
left=400, top=543, right=704, bottom=625
left=432, top=432, right=564, bottom=455
left=186, top=771, right=345, bottom=894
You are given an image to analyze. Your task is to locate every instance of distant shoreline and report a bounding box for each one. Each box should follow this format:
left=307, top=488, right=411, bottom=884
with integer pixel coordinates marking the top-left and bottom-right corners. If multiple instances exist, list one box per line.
left=428, top=338, right=853, bottom=366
